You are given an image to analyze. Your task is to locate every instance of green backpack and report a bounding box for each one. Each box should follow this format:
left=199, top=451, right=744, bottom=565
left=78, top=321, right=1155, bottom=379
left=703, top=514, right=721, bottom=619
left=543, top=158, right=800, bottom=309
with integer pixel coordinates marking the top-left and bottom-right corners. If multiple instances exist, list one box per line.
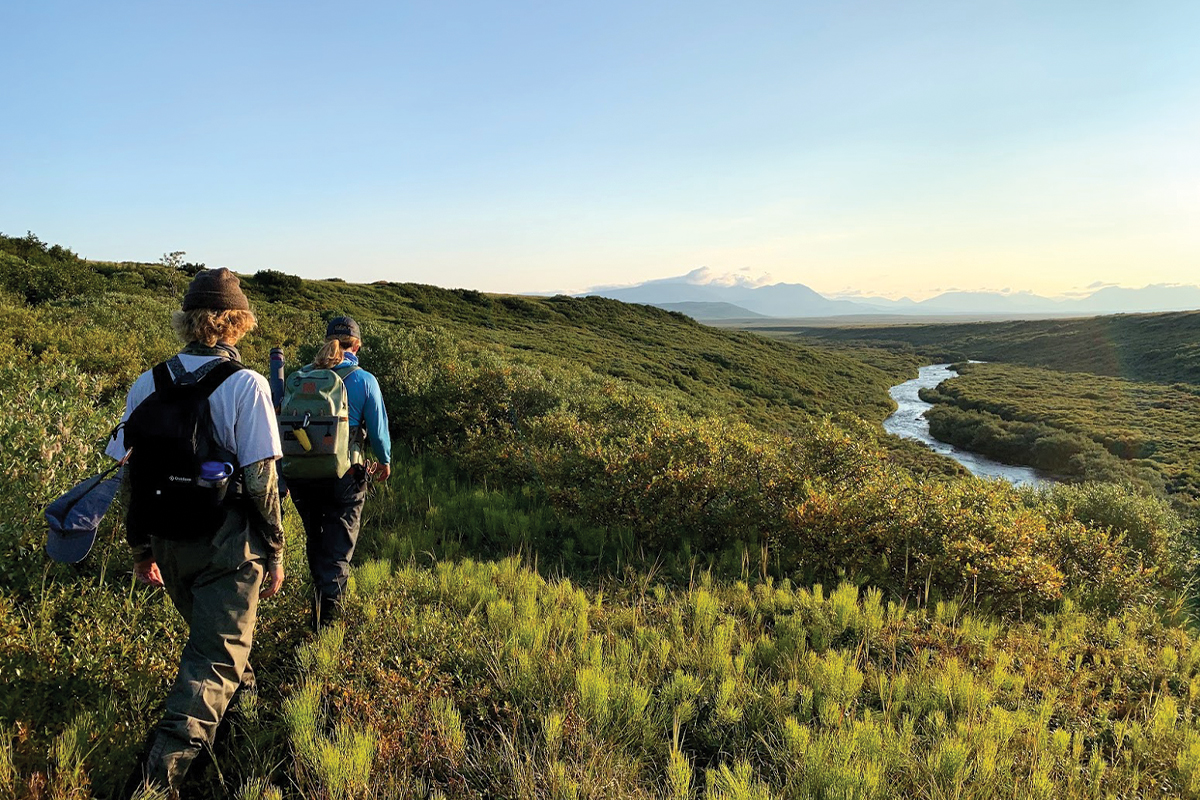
left=279, top=362, right=360, bottom=480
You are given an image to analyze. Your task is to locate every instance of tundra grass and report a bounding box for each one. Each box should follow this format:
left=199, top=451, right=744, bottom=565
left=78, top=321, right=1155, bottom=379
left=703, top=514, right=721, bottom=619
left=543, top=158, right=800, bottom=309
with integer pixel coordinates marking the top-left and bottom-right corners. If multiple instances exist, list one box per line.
left=274, top=548, right=1200, bottom=799
left=770, top=311, right=1200, bottom=386
left=3, top=235, right=1200, bottom=797
left=8, top=459, right=1200, bottom=799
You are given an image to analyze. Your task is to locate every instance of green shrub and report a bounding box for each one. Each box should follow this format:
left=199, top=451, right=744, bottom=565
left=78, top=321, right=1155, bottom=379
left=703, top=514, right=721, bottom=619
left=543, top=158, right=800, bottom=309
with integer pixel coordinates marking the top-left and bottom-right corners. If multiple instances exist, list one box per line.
left=0, top=251, right=103, bottom=305
left=251, top=269, right=304, bottom=303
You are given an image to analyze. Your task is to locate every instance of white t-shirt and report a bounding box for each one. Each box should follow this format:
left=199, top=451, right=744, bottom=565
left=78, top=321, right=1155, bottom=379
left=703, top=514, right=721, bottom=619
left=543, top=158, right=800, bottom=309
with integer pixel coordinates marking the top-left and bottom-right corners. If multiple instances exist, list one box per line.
left=106, top=354, right=282, bottom=466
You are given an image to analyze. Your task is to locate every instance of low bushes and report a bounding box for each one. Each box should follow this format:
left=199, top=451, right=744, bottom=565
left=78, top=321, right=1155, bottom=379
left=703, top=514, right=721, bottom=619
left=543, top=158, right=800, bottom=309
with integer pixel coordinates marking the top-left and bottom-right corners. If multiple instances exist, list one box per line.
left=361, top=325, right=1193, bottom=615
left=921, top=362, right=1200, bottom=507
left=1, top=241, right=1197, bottom=795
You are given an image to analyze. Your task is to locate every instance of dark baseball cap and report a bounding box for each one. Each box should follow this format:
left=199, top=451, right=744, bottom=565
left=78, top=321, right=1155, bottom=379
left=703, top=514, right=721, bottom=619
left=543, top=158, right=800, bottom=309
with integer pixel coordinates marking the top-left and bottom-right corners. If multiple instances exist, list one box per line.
left=326, top=315, right=361, bottom=339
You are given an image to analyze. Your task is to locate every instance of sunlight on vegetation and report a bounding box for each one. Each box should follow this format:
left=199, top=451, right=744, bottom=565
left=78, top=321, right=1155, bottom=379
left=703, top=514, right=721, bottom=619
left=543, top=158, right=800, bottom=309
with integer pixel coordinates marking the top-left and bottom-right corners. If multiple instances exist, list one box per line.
left=923, top=361, right=1200, bottom=507
left=1, top=234, right=1199, bottom=797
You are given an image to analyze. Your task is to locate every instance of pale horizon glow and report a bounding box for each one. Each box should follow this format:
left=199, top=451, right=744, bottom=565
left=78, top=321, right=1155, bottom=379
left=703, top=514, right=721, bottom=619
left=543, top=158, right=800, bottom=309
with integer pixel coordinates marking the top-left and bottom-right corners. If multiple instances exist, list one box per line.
left=3, top=1, right=1197, bottom=300
left=572, top=268, right=1199, bottom=304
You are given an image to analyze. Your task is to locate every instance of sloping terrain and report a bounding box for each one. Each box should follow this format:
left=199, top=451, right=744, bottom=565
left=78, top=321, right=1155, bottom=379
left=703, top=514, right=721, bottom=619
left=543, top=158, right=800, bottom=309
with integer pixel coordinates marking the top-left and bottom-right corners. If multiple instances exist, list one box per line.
left=1, top=234, right=1198, bottom=798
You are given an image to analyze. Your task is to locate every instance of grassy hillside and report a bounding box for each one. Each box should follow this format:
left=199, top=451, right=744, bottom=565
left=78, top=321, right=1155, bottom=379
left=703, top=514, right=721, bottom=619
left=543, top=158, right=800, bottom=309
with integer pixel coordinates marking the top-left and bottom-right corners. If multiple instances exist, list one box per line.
left=2, top=235, right=1199, bottom=798
left=0, top=233, right=923, bottom=429
left=769, top=312, right=1200, bottom=385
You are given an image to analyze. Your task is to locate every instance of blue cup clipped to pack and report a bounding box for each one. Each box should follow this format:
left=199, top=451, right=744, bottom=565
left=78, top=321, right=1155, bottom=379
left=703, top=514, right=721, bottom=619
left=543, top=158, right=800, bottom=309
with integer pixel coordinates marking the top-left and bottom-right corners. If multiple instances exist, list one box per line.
left=45, top=462, right=123, bottom=563
left=198, top=460, right=234, bottom=489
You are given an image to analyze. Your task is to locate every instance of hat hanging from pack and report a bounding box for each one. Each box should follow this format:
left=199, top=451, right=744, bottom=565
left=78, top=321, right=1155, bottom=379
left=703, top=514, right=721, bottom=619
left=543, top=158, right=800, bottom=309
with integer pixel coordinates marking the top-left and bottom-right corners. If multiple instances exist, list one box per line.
left=45, top=463, right=123, bottom=563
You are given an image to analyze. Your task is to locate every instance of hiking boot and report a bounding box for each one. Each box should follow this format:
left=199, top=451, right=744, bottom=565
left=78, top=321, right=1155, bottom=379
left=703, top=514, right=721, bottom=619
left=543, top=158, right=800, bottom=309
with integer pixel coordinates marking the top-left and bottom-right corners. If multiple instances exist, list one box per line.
left=313, top=591, right=343, bottom=630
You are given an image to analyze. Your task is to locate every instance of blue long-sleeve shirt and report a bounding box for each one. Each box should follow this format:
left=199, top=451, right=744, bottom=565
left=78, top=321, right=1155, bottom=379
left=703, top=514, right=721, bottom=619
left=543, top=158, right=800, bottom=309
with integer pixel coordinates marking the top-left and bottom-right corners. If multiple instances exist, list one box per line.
left=338, top=351, right=392, bottom=465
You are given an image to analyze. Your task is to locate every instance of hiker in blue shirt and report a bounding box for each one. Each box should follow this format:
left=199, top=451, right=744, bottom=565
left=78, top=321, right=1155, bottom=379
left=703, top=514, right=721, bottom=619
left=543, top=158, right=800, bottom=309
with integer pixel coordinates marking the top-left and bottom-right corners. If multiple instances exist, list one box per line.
left=287, top=316, right=391, bottom=629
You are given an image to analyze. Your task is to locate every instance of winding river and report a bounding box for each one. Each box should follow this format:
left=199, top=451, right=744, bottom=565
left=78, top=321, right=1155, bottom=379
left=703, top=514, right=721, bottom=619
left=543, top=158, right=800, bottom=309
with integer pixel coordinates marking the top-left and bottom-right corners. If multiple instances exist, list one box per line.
left=884, top=364, right=1052, bottom=487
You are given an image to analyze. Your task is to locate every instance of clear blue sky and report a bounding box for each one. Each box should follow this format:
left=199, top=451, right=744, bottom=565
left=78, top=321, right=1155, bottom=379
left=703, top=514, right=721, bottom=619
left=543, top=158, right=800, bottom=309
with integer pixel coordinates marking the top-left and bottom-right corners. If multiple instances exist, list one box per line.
left=3, top=1, right=1197, bottom=298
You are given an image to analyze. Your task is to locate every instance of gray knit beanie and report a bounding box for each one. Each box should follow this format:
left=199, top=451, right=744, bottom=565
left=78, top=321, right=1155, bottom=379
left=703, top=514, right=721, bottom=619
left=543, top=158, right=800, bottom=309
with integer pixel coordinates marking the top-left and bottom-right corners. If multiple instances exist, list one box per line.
left=182, top=268, right=250, bottom=311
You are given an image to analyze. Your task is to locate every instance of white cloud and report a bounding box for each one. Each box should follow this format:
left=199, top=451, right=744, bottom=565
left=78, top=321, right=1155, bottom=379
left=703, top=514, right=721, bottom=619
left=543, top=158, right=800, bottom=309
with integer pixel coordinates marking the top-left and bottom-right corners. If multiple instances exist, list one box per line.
left=683, top=266, right=774, bottom=288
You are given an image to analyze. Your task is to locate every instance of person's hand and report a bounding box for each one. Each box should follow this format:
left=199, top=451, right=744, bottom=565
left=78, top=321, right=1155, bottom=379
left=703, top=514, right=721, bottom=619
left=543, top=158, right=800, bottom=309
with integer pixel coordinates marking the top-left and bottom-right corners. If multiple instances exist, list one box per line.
left=368, top=462, right=391, bottom=482
left=134, top=557, right=164, bottom=588
left=260, top=561, right=285, bottom=599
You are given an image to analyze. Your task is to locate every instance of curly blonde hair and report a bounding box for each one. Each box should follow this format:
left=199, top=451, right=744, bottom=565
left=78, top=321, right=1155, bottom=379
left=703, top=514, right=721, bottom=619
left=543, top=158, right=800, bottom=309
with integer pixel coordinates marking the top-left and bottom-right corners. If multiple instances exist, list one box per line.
left=170, top=309, right=258, bottom=346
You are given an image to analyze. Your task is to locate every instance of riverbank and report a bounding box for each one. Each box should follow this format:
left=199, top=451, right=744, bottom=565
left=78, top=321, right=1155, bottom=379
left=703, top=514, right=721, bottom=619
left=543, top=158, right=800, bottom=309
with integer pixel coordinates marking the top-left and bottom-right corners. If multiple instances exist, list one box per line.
left=918, top=361, right=1199, bottom=508
left=884, top=363, right=1053, bottom=487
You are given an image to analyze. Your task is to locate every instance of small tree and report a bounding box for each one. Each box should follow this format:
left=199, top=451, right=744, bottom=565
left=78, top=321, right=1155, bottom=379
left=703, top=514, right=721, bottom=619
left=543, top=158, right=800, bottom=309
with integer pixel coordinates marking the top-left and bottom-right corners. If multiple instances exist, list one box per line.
left=160, top=251, right=186, bottom=270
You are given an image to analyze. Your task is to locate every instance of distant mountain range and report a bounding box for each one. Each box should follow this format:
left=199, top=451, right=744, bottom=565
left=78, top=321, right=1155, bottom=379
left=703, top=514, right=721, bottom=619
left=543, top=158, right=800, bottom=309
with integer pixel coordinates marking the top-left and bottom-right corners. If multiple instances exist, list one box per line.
left=583, top=270, right=1200, bottom=320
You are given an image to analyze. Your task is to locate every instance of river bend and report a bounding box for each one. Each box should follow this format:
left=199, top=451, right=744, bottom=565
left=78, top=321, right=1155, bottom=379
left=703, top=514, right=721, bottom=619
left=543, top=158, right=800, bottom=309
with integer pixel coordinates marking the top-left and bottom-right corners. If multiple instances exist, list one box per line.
left=884, top=364, right=1051, bottom=487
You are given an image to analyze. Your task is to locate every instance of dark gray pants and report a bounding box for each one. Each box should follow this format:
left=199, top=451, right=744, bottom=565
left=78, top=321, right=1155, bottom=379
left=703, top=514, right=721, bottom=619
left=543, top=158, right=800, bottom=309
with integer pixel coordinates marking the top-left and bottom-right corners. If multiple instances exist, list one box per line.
left=145, top=509, right=265, bottom=790
left=290, top=466, right=368, bottom=600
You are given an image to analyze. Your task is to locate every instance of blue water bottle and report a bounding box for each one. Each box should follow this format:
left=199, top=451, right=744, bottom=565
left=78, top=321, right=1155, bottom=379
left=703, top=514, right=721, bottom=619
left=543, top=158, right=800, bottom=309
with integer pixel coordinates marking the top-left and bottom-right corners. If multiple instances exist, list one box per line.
left=269, top=347, right=290, bottom=499
left=269, top=348, right=286, bottom=413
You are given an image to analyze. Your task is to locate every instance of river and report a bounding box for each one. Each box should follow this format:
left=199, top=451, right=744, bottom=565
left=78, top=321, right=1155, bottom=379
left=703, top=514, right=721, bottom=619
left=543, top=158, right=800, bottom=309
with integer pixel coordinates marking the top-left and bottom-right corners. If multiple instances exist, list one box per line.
left=884, top=363, right=1052, bottom=487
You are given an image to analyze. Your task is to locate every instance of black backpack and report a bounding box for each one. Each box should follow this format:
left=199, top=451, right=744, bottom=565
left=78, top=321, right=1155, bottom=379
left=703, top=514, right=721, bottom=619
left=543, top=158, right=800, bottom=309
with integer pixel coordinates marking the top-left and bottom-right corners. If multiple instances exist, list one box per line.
left=123, top=357, right=244, bottom=542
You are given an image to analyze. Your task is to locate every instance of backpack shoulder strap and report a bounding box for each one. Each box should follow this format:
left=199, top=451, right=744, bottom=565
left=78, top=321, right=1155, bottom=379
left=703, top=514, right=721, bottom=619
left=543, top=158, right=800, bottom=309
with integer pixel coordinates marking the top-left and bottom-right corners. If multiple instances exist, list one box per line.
left=151, top=359, right=244, bottom=400
left=193, top=360, right=245, bottom=400
left=150, top=362, right=174, bottom=395
left=333, top=363, right=360, bottom=379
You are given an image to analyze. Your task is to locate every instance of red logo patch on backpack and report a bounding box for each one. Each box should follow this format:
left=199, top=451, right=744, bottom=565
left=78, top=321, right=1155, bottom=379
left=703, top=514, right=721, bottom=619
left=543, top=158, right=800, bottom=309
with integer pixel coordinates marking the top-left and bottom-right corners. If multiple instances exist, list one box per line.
left=302, top=381, right=317, bottom=394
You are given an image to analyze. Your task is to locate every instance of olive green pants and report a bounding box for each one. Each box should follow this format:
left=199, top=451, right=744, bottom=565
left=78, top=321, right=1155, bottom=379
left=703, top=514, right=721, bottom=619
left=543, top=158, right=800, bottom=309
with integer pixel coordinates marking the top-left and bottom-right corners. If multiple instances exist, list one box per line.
left=143, top=509, right=267, bottom=791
